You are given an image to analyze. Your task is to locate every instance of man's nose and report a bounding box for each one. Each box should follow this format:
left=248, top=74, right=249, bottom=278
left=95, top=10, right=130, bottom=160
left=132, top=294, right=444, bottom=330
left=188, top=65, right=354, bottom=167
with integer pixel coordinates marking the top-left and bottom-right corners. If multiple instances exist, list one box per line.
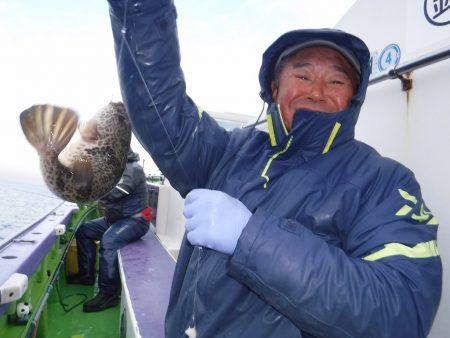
left=307, top=81, right=326, bottom=102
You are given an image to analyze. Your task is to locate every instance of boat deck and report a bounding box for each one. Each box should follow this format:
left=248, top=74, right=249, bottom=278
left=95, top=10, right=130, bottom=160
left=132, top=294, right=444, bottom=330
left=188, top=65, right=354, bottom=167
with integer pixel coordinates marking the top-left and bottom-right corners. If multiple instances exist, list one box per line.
left=1, top=200, right=176, bottom=338
left=46, top=276, right=120, bottom=338
left=118, top=230, right=176, bottom=337
left=45, top=229, right=175, bottom=338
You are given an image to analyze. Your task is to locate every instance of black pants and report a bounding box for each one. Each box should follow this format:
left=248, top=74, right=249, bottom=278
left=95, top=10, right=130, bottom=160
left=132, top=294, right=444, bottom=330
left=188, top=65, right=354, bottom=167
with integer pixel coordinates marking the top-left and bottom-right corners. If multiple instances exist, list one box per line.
left=75, top=216, right=149, bottom=295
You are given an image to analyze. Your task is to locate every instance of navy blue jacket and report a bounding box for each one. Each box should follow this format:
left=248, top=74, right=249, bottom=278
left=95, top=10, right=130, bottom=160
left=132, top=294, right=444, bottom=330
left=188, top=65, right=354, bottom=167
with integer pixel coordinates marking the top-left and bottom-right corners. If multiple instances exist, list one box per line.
left=108, top=1, right=442, bottom=337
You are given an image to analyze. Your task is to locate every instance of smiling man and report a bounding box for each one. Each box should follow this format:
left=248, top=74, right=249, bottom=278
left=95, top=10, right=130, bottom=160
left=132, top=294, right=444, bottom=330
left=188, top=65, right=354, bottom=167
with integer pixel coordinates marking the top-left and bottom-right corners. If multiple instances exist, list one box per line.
left=271, top=45, right=359, bottom=127
left=108, top=1, right=442, bottom=337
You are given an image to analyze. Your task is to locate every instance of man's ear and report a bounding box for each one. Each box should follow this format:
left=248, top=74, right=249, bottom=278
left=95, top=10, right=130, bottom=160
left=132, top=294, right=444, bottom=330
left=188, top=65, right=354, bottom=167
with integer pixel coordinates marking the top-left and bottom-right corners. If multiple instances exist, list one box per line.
left=271, top=81, right=278, bottom=102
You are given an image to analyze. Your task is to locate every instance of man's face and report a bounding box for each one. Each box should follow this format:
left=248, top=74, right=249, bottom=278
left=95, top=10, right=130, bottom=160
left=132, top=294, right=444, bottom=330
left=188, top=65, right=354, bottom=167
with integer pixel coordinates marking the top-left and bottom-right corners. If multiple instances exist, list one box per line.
left=271, top=46, right=357, bottom=131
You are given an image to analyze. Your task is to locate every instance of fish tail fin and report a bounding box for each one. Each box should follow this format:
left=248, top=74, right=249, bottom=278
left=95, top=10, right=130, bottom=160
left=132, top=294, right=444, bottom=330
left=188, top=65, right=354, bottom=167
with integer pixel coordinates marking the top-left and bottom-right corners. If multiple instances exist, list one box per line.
left=20, top=104, right=79, bottom=154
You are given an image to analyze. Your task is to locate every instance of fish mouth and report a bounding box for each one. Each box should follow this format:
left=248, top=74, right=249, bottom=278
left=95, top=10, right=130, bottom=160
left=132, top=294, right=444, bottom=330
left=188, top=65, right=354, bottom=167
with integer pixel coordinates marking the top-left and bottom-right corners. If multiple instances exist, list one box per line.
left=78, top=118, right=100, bottom=142
left=58, top=140, right=97, bottom=170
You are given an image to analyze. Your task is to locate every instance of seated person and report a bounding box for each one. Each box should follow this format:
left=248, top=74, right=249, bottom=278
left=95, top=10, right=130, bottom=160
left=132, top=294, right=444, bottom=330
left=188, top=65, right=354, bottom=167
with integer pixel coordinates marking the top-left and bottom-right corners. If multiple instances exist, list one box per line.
left=68, top=148, right=152, bottom=312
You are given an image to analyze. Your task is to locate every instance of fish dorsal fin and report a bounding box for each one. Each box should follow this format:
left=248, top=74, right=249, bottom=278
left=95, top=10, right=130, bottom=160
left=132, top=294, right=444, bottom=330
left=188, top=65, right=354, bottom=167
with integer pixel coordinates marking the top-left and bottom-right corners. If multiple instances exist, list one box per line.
left=71, top=156, right=93, bottom=197
left=20, top=104, right=79, bottom=154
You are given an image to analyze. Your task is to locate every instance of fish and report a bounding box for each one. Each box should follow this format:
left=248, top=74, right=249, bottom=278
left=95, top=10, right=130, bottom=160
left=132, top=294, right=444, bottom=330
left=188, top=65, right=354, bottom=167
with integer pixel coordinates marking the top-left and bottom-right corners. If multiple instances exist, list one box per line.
left=19, top=102, right=132, bottom=203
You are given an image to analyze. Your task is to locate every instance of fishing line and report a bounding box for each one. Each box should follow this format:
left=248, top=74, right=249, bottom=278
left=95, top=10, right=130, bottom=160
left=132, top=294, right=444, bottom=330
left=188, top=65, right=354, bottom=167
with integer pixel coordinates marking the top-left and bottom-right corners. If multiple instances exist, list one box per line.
left=118, top=2, right=200, bottom=335
left=116, top=0, right=128, bottom=71
left=117, top=3, right=267, bottom=335
left=185, top=246, right=203, bottom=337
left=118, top=1, right=191, bottom=185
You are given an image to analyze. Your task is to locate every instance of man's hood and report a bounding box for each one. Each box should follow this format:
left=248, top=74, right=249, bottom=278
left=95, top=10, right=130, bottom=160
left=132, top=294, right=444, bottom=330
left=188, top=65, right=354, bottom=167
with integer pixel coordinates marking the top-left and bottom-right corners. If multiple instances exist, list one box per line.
left=127, top=148, right=140, bottom=162
left=258, top=29, right=371, bottom=155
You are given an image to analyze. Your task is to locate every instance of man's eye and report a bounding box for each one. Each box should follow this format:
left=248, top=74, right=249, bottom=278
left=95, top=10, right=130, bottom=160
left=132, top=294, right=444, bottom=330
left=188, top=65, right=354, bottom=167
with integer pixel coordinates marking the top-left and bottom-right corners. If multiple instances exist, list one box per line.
left=296, top=75, right=308, bottom=80
left=330, top=80, right=345, bottom=85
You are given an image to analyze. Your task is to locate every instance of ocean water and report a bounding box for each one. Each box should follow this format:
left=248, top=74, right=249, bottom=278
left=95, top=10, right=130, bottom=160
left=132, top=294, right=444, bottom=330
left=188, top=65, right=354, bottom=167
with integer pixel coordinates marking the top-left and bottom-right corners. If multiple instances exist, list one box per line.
left=0, top=179, right=62, bottom=247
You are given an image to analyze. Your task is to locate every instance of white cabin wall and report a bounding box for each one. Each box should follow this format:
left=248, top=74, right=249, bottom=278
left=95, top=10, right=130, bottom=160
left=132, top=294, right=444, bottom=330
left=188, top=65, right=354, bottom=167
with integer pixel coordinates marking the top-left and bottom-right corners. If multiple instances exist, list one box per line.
left=336, top=0, right=407, bottom=55
left=358, top=80, right=408, bottom=162
left=337, top=0, right=409, bottom=160
left=336, top=1, right=450, bottom=337
left=153, top=182, right=185, bottom=258
left=407, top=59, right=450, bottom=338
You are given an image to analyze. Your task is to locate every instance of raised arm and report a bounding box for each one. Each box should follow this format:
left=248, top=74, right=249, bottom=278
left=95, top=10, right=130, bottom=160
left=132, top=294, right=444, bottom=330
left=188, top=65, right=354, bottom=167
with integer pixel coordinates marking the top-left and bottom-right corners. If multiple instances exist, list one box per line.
left=108, top=0, right=229, bottom=196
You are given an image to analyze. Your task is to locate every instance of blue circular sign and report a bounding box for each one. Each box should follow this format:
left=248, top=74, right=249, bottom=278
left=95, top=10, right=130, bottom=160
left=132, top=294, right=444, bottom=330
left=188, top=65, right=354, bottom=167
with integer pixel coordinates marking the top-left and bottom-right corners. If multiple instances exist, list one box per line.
left=377, top=44, right=401, bottom=72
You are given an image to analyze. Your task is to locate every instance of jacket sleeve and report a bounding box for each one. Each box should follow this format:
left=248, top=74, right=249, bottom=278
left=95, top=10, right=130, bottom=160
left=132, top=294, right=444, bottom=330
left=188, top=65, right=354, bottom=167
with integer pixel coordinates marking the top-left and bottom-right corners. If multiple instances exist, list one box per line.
left=108, top=0, right=229, bottom=196
left=229, top=174, right=442, bottom=338
left=103, top=163, right=136, bottom=202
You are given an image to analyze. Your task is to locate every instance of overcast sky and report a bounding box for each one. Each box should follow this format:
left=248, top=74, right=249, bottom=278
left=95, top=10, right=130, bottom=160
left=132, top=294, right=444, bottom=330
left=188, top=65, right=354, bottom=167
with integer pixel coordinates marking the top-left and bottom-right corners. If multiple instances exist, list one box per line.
left=0, top=0, right=356, bottom=184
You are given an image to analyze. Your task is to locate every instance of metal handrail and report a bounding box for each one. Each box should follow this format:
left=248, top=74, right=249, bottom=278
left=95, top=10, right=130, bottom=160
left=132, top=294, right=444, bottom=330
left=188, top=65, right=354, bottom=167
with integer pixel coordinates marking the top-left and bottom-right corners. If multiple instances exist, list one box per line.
left=369, top=45, right=450, bottom=86
left=0, top=200, right=65, bottom=252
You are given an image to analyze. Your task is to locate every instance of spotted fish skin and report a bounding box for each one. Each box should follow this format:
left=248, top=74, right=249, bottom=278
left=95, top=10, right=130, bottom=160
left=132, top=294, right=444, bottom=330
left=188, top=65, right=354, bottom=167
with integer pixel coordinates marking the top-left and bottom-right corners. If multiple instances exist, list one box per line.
left=20, top=102, right=131, bottom=203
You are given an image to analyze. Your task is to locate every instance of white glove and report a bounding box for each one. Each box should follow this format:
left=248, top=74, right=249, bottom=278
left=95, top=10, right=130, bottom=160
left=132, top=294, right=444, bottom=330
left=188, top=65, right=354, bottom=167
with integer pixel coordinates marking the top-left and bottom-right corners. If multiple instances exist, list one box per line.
left=184, top=189, right=251, bottom=255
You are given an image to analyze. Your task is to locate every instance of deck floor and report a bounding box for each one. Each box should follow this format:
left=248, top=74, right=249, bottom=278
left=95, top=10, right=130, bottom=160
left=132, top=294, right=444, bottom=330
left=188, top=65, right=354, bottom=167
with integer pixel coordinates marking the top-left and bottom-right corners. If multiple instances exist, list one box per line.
left=45, top=273, right=120, bottom=338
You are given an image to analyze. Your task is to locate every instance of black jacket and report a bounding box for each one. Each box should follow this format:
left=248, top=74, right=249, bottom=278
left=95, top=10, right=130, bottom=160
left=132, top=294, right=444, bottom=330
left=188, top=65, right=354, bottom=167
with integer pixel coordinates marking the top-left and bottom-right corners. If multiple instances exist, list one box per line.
left=100, top=150, right=148, bottom=222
